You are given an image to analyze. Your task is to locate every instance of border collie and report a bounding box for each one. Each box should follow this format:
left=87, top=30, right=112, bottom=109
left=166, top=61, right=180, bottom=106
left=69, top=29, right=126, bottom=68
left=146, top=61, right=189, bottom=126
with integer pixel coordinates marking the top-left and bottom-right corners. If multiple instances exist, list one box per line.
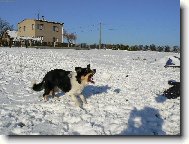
left=32, top=64, right=96, bottom=107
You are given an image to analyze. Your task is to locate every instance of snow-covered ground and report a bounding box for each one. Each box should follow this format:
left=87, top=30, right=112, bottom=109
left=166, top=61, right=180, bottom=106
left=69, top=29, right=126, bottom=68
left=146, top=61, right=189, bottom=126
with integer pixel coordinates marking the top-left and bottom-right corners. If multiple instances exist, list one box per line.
left=0, top=47, right=180, bottom=135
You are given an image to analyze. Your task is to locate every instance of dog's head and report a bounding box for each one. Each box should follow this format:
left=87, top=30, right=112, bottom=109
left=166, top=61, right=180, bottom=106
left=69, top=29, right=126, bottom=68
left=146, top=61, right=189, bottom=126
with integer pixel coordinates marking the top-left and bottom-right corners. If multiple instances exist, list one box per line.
left=75, top=64, right=96, bottom=84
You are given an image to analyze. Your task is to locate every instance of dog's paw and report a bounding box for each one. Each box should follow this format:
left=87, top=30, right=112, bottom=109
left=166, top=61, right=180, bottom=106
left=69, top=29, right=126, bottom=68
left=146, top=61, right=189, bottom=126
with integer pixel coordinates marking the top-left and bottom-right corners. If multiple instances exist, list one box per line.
left=55, top=97, right=61, bottom=101
left=31, top=79, right=36, bottom=85
left=82, top=100, right=88, bottom=104
left=75, top=101, right=82, bottom=107
left=84, top=101, right=88, bottom=104
left=83, top=102, right=91, bottom=108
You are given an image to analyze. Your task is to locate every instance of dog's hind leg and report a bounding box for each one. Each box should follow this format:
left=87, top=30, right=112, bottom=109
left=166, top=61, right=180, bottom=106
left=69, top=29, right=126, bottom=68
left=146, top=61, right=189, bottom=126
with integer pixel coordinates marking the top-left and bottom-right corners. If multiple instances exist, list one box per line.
left=52, top=87, right=61, bottom=99
left=52, top=90, right=55, bottom=98
left=49, top=89, right=55, bottom=98
left=70, top=94, right=81, bottom=107
left=43, top=88, right=51, bottom=101
left=79, top=94, right=87, bottom=104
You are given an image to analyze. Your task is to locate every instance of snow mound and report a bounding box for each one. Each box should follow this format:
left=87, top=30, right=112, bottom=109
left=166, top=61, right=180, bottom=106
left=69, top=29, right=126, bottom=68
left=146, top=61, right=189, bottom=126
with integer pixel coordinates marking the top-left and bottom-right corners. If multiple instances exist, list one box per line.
left=153, top=55, right=180, bottom=67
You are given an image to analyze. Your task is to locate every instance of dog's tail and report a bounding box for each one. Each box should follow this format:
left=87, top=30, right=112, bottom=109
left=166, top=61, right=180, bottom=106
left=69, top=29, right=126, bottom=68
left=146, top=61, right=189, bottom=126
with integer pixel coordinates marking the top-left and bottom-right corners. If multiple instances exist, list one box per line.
left=32, top=80, right=45, bottom=91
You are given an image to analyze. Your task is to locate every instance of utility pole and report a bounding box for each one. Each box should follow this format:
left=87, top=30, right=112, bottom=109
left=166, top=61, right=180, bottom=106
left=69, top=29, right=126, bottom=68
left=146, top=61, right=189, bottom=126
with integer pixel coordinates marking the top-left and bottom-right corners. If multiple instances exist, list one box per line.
left=99, top=22, right=102, bottom=49
left=37, top=12, right=40, bottom=20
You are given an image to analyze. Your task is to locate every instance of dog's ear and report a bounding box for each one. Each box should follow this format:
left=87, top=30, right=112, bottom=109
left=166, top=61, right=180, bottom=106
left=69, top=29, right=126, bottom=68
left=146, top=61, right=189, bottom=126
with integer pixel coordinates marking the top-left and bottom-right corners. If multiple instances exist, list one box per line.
left=75, top=67, right=82, bottom=73
left=93, top=69, right=96, bottom=74
left=87, top=64, right=90, bottom=69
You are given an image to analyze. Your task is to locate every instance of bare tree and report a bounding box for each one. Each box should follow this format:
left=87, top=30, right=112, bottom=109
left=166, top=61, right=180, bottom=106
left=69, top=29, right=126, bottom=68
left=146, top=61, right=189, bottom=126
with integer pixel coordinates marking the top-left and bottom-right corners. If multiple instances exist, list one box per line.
left=63, top=30, right=77, bottom=47
left=70, top=33, right=77, bottom=44
left=0, top=18, right=14, bottom=38
left=0, top=18, right=14, bottom=47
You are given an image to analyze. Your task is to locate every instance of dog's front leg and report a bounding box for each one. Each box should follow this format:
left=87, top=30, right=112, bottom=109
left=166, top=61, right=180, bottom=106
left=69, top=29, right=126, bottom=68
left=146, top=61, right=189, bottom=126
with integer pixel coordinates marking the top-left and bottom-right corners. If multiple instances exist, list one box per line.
left=70, top=94, right=81, bottom=107
left=79, top=94, right=87, bottom=104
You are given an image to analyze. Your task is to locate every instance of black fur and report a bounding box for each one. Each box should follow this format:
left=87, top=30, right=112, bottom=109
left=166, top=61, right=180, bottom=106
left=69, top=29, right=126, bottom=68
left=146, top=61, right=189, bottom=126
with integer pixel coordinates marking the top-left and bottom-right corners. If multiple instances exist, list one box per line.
left=32, top=81, right=44, bottom=91
left=33, top=69, right=72, bottom=97
left=163, top=80, right=180, bottom=99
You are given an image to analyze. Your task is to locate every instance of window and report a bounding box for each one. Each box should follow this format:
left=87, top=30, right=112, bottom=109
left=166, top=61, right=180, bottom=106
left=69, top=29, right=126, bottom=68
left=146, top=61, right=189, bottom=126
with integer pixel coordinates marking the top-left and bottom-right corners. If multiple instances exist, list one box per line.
left=53, top=37, right=58, bottom=42
left=23, top=26, right=26, bottom=31
left=53, top=37, right=56, bottom=42
left=32, top=24, right=35, bottom=30
left=53, top=26, right=59, bottom=32
left=37, top=24, right=44, bottom=30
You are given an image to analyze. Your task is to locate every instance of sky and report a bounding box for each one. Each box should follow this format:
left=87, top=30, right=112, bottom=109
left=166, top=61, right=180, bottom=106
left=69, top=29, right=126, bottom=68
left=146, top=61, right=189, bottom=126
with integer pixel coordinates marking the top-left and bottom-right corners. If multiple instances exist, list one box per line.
left=0, top=0, right=180, bottom=46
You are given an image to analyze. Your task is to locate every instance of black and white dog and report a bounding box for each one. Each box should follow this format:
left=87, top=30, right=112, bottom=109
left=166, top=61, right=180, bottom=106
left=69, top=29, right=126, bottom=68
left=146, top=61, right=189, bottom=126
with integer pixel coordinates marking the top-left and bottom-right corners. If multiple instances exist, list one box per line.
left=32, top=64, right=96, bottom=107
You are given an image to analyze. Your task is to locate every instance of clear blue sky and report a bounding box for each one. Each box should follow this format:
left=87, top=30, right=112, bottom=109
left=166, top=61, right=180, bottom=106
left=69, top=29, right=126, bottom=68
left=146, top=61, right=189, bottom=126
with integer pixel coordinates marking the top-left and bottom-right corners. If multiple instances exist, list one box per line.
left=0, top=0, right=180, bottom=46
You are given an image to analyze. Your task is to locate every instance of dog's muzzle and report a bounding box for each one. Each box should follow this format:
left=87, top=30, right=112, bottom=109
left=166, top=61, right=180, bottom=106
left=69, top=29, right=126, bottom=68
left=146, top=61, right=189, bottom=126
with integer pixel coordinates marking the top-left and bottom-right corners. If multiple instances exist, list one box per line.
left=92, top=69, right=96, bottom=74
left=88, top=69, right=96, bottom=84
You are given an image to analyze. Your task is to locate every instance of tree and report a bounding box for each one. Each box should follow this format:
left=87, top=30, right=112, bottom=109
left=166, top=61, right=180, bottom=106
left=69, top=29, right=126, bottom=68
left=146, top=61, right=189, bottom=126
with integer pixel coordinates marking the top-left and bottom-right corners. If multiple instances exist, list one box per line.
left=63, top=30, right=77, bottom=47
left=149, top=44, right=156, bottom=51
left=69, top=33, right=77, bottom=44
left=138, top=45, right=143, bottom=51
left=164, top=45, right=170, bottom=52
left=129, top=45, right=139, bottom=51
left=173, top=46, right=179, bottom=53
left=0, top=18, right=14, bottom=38
left=143, top=45, right=149, bottom=51
left=157, top=46, right=164, bottom=52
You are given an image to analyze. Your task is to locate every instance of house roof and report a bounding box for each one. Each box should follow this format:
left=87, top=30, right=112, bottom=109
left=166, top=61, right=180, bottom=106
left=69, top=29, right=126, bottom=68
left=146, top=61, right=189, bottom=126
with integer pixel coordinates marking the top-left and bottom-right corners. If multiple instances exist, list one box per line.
left=7, top=30, right=17, bottom=39
left=18, top=19, right=64, bottom=25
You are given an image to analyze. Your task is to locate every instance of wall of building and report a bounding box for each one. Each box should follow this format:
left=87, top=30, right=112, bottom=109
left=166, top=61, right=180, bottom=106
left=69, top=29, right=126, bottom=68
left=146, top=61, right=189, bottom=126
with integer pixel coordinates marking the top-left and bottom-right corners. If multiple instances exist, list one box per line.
left=35, top=20, right=63, bottom=43
left=18, top=19, right=35, bottom=38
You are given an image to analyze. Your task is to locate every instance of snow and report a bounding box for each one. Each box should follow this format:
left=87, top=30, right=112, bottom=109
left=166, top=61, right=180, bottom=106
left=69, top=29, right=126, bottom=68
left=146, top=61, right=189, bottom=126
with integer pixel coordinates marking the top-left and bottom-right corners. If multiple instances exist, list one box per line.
left=7, top=30, right=17, bottom=39
left=6, top=30, right=41, bottom=41
left=0, top=47, right=180, bottom=135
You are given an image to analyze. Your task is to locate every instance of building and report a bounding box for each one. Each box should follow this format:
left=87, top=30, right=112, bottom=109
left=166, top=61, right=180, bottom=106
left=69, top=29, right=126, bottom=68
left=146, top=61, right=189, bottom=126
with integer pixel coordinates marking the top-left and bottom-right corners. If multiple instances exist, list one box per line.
left=18, top=18, right=64, bottom=44
left=0, top=30, right=41, bottom=48
left=0, top=30, right=14, bottom=47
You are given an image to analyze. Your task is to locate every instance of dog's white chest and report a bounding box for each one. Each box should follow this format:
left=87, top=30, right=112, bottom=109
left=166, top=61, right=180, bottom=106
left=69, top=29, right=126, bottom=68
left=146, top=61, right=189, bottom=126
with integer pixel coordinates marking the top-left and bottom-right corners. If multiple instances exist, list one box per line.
left=67, top=72, right=86, bottom=95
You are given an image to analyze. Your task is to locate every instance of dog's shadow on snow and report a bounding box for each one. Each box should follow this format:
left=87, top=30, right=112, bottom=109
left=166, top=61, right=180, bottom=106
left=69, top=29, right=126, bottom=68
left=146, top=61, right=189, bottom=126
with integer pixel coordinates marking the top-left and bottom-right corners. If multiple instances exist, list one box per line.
left=119, top=107, right=166, bottom=135
left=83, top=85, right=112, bottom=98
left=49, top=85, right=112, bottom=99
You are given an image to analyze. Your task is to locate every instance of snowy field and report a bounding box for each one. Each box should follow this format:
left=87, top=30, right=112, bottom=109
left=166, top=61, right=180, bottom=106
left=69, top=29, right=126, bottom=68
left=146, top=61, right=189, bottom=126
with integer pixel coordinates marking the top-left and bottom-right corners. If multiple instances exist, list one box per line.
left=0, top=47, right=180, bottom=135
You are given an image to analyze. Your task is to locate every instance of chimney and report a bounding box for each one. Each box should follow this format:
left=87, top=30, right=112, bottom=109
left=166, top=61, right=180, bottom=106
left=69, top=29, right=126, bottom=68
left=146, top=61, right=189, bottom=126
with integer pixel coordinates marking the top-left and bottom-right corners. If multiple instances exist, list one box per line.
left=42, top=16, right=45, bottom=21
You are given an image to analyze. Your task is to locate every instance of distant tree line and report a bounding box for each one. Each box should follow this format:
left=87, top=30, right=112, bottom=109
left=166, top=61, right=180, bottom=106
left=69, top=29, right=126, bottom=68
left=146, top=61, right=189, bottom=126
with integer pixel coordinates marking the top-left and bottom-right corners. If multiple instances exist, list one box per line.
left=85, top=43, right=180, bottom=53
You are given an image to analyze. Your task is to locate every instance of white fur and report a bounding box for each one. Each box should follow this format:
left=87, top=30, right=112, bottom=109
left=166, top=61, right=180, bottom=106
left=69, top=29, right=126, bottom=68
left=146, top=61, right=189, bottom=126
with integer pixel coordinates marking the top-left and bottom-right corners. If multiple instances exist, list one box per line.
left=66, top=72, right=88, bottom=107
